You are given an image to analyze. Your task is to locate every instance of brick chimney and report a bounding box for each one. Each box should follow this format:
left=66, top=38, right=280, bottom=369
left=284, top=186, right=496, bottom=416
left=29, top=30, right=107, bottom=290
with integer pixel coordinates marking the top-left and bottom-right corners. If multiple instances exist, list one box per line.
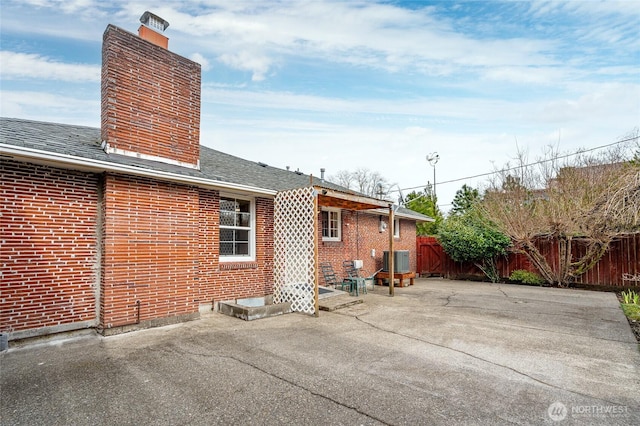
left=101, top=12, right=201, bottom=169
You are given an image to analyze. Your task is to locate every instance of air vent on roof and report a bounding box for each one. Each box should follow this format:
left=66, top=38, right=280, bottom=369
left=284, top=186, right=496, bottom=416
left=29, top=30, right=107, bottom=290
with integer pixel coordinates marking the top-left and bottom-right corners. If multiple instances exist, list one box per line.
left=258, top=162, right=268, bottom=167
left=295, top=168, right=303, bottom=175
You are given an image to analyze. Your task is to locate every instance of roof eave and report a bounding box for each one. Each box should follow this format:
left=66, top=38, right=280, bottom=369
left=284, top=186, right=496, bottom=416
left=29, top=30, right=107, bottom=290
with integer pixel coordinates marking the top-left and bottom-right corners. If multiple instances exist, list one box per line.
left=0, top=143, right=277, bottom=197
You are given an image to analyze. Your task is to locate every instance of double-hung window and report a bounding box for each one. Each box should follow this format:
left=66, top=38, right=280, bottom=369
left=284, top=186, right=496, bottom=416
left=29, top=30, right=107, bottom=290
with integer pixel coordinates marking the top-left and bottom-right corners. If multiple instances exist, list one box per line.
left=220, top=195, right=255, bottom=261
left=321, top=208, right=341, bottom=241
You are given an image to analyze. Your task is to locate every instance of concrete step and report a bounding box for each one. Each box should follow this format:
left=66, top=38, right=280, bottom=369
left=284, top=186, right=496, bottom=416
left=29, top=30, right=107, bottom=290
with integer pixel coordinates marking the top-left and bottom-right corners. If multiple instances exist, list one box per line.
left=318, top=294, right=363, bottom=312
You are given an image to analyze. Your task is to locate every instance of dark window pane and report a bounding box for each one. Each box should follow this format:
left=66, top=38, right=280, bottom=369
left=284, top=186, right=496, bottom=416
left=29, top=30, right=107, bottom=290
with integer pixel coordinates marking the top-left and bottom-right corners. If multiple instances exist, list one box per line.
left=235, top=230, right=249, bottom=242
left=220, top=242, right=234, bottom=256
left=237, top=199, right=250, bottom=213
left=220, top=228, right=234, bottom=242
left=235, top=243, right=249, bottom=255
left=321, top=211, right=328, bottom=237
left=220, top=199, right=235, bottom=212
left=220, top=211, right=235, bottom=226
left=237, top=212, right=250, bottom=227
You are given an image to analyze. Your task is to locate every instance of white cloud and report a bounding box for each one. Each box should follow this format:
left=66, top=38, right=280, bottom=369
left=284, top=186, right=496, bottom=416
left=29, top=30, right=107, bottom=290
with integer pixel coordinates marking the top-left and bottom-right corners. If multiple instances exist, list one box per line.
left=118, top=2, right=560, bottom=81
left=482, top=66, right=566, bottom=85
left=533, top=83, right=640, bottom=125
left=217, top=51, right=273, bottom=81
left=202, top=82, right=640, bottom=133
left=0, top=51, right=100, bottom=82
left=2, top=0, right=637, bottom=208
left=189, top=52, right=211, bottom=71
left=4, top=1, right=635, bottom=86
left=8, top=0, right=110, bottom=30
left=0, top=90, right=99, bottom=126
left=39, top=0, right=99, bottom=14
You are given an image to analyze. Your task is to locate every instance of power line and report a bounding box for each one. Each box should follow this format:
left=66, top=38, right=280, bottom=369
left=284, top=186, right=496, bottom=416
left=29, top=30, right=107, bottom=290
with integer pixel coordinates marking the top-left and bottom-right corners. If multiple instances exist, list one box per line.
left=395, top=135, right=638, bottom=193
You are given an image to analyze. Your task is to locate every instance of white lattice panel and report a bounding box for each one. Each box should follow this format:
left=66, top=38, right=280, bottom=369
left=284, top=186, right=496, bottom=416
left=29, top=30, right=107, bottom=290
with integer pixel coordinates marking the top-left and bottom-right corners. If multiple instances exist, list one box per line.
left=273, top=187, right=316, bottom=314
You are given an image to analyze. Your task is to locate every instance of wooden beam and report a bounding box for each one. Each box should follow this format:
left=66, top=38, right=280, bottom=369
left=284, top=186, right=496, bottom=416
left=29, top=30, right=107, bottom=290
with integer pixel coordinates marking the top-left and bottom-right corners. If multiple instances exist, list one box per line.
left=316, top=187, right=390, bottom=210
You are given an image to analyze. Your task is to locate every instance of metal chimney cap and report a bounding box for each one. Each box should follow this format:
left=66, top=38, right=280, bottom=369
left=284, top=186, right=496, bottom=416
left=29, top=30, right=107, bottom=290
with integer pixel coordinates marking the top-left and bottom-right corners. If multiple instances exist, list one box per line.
left=140, top=11, right=170, bottom=32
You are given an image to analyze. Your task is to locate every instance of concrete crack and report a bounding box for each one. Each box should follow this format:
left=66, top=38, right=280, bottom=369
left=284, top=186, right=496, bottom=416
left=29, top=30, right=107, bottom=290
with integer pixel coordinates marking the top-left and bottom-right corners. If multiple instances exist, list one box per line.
left=493, top=284, right=510, bottom=299
left=353, top=315, right=625, bottom=408
left=219, top=353, right=392, bottom=426
left=443, top=292, right=456, bottom=307
left=439, top=313, right=636, bottom=345
left=165, top=342, right=390, bottom=424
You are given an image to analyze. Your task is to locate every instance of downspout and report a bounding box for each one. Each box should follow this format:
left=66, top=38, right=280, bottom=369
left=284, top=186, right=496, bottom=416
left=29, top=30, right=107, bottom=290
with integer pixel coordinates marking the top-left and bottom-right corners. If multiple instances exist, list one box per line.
left=94, top=174, right=105, bottom=329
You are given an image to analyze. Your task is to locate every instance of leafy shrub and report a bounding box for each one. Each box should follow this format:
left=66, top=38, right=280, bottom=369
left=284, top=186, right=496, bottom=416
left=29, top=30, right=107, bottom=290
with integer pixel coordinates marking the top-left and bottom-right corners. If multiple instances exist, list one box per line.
left=437, top=212, right=511, bottom=283
left=509, top=269, right=545, bottom=285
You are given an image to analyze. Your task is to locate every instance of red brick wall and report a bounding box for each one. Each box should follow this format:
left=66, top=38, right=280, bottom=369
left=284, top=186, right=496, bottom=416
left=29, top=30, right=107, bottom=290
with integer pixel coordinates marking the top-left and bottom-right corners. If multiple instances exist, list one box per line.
left=318, top=210, right=417, bottom=284
left=197, top=190, right=274, bottom=305
left=0, top=161, right=99, bottom=333
left=1, top=165, right=276, bottom=336
left=101, top=174, right=200, bottom=329
left=2, top=160, right=414, bottom=336
left=101, top=25, right=201, bottom=167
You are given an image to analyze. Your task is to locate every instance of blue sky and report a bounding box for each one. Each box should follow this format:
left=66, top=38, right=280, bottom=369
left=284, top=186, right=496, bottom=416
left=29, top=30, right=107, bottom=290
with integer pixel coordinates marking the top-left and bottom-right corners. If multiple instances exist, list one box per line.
left=1, top=0, right=639, bottom=209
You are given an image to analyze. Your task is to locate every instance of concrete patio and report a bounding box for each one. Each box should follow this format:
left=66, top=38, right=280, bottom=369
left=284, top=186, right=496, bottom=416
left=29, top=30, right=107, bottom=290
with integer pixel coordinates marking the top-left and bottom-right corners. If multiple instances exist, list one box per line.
left=2, top=278, right=638, bottom=425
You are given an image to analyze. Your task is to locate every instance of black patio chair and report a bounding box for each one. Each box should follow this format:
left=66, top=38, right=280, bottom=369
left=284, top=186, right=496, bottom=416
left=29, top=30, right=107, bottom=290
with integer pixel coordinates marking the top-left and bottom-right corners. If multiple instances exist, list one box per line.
left=320, top=262, right=352, bottom=292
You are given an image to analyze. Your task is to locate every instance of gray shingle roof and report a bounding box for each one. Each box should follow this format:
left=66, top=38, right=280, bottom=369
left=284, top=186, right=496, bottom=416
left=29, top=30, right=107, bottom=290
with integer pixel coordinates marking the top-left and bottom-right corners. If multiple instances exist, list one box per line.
left=0, top=117, right=432, bottom=221
left=0, top=117, right=339, bottom=191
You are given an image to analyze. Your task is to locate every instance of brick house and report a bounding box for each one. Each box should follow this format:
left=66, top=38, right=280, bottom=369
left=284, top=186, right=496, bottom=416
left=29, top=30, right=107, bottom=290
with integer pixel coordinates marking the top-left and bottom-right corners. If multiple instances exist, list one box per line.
left=0, top=15, right=431, bottom=342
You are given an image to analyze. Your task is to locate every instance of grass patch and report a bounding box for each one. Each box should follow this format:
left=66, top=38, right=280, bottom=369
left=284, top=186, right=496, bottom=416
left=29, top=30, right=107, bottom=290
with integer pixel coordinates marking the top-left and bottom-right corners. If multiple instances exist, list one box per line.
left=621, top=303, right=640, bottom=321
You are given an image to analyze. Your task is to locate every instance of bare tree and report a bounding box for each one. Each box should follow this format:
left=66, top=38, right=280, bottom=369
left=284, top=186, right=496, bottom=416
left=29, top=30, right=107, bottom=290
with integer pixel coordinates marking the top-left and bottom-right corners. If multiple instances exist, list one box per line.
left=480, top=136, right=639, bottom=286
left=331, top=170, right=355, bottom=190
left=328, top=168, right=394, bottom=198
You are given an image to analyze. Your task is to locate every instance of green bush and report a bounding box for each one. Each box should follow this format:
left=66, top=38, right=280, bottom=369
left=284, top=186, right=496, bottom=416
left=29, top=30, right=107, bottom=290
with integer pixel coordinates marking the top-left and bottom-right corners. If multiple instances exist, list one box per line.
left=509, top=269, right=545, bottom=285
left=437, top=212, right=511, bottom=283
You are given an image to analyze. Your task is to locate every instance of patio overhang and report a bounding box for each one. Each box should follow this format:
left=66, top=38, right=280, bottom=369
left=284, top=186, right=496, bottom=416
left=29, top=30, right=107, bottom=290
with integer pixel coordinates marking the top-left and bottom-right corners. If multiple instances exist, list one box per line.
left=315, top=186, right=391, bottom=210
left=273, top=186, right=400, bottom=318
left=315, top=185, right=398, bottom=297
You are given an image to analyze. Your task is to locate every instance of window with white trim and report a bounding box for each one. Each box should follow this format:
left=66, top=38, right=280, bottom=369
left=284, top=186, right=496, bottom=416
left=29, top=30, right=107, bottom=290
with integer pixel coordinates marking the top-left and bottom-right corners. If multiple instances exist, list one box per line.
left=321, top=208, right=341, bottom=241
left=394, top=218, right=400, bottom=238
left=220, top=195, right=255, bottom=261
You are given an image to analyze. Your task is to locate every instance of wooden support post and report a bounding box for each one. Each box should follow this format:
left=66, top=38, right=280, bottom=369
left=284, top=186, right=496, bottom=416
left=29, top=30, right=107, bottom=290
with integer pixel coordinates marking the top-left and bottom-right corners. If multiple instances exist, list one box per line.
left=389, top=204, right=394, bottom=297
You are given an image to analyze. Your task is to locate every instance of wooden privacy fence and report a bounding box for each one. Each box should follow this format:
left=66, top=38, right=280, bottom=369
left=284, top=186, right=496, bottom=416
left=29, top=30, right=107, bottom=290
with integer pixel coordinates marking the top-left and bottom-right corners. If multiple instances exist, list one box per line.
left=417, top=234, right=640, bottom=287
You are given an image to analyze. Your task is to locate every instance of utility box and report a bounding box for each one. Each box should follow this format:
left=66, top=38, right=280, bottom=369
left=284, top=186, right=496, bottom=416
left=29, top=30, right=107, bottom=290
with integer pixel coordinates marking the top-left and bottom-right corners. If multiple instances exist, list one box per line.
left=383, top=250, right=410, bottom=273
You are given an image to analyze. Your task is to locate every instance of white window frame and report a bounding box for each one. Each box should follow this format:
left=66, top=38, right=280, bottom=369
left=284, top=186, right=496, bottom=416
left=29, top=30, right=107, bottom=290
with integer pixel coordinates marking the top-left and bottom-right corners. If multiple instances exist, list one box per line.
left=219, top=194, right=256, bottom=262
left=394, top=217, right=401, bottom=239
left=321, top=208, right=341, bottom=242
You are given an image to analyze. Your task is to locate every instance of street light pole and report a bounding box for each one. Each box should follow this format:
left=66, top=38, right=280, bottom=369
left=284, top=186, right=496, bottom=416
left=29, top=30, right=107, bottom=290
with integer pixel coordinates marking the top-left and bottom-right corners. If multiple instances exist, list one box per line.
left=426, top=152, right=440, bottom=198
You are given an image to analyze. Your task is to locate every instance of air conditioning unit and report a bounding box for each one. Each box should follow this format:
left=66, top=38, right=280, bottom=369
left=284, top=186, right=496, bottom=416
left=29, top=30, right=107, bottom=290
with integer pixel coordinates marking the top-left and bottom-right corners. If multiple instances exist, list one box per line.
left=382, top=250, right=410, bottom=273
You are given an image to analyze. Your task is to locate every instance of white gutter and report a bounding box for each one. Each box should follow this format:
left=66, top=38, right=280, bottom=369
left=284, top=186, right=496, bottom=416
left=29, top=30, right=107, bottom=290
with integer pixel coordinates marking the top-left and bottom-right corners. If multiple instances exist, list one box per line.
left=0, top=143, right=277, bottom=197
